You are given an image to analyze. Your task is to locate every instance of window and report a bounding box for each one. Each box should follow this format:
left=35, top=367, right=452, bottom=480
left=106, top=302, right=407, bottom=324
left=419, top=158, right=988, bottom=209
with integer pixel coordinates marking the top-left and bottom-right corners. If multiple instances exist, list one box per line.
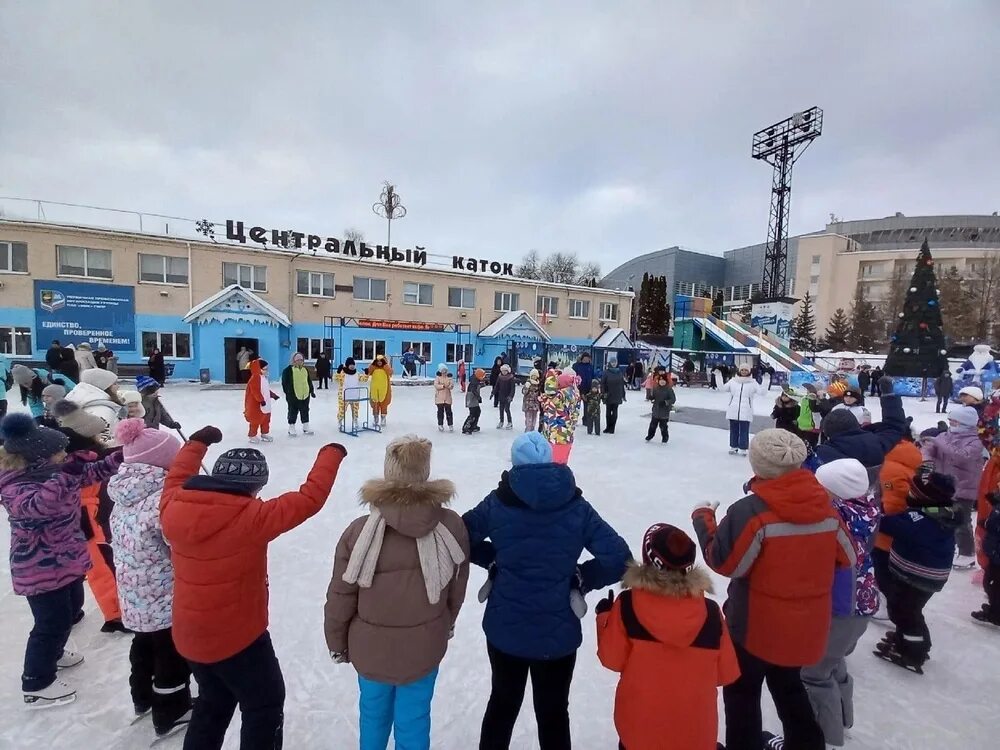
left=296, top=270, right=335, bottom=298
left=536, top=295, right=559, bottom=316
left=57, top=245, right=112, bottom=279
left=296, top=337, right=333, bottom=360
left=141, top=331, right=191, bottom=358
left=403, top=281, right=433, bottom=306
left=0, top=241, right=28, bottom=273
left=354, top=276, right=387, bottom=301
left=0, top=326, right=32, bottom=356
left=809, top=274, right=820, bottom=284
left=494, top=291, right=520, bottom=312
left=811, top=255, right=821, bottom=264
left=599, top=302, right=619, bottom=321
left=859, top=262, right=883, bottom=279
left=446, top=343, right=474, bottom=363
left=352, top=339, right=386, bottom=360
left=402, top=341, right=432, bottom=359
left=139, top=253, right=189, bottom=284
left=448, top=287, right=476, bottom=309
left=223, top=262, right=267, bottom=292
left=568, top=299, right=590, bottom=319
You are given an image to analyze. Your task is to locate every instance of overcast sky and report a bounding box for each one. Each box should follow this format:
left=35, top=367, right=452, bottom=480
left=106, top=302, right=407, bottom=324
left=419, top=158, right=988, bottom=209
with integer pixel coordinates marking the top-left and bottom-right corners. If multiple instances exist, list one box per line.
left=2, top=1, right=998, bottom=272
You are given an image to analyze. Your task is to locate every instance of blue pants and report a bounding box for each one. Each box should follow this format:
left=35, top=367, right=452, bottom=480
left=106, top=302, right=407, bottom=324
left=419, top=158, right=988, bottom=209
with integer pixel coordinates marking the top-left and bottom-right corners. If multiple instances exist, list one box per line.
left=729, top=419, right=750, bottom=450
left=358, top=668, right=438, bottom=750
left=23, top=577, right=84, bottom=692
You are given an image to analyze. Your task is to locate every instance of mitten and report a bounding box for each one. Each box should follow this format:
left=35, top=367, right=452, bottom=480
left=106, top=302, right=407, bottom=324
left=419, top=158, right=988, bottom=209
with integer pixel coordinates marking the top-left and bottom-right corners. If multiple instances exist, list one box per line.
left=188, top=426, right=222, bottom=446
left=595, top=590, right=615, bottom=616
left=477, top=563, right=498, bottom=603
left=692, top=501, right=720, bottom=514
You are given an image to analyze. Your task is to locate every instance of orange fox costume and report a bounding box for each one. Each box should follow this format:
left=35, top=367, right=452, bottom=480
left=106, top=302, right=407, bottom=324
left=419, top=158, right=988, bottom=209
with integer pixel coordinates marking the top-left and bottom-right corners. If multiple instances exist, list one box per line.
left=243, top=359, right=278, bottom=438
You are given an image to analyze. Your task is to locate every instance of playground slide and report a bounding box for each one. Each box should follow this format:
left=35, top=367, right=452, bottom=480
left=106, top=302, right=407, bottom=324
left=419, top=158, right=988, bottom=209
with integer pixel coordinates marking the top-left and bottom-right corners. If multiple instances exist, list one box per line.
left=715, top=318, right=814, bottom=373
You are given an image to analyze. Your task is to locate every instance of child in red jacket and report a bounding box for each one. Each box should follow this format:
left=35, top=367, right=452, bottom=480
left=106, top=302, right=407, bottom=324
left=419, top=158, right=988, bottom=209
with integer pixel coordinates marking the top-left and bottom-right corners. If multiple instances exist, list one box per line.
left=596, top=523, right=739, bottom=750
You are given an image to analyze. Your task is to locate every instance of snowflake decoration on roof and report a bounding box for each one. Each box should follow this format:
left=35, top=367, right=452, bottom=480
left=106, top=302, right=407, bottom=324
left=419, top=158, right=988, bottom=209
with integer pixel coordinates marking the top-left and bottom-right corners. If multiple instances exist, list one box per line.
left=196, top=219, right=216, bottom=241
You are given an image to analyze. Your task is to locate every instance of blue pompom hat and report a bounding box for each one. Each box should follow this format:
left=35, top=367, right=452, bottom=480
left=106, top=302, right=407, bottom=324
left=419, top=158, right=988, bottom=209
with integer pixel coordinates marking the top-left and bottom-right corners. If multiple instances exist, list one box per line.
left=511, top=431, right=553, bottom=466
left=0, top=413, right=70, bottom=463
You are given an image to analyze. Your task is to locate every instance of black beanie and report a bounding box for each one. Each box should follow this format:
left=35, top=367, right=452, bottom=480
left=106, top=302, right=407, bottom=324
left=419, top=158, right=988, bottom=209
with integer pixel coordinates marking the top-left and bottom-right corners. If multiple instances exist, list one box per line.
left=907, top=471, right=956, bottom=508
left=211, top=448, right=269, bottom=490
left=821, top=409, right=860, bottom=438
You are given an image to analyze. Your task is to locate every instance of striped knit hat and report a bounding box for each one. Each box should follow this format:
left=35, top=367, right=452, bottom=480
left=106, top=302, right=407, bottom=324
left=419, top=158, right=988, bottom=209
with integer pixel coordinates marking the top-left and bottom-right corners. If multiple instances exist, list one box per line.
left=642, top=523, right=696, bottom=572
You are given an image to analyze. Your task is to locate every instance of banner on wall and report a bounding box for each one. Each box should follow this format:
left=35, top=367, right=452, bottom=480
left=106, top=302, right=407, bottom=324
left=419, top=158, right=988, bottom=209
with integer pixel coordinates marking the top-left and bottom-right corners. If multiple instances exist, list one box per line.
left=34, top=280, right=136, bottom=349
left=356, top=319, right=448, bottom=332
left=751, top=300, right=794, bottom=341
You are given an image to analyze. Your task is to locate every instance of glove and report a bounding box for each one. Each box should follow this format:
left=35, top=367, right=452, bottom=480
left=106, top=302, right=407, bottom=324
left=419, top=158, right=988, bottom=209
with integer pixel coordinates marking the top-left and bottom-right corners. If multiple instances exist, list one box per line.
left=329, top=650, right=349, bottom=664
left=878, top=376, right=894, bottom=395
left=311, top=392, right=316, bottom=398
left=321, top=443, right=349, bottom=458
left=595, top=590, right=615, bottom=616
left=692, top=501, right=720, bottom=514
left=478, top=563, right=498, bottom=603
left=189, top=426, right=222, bottom=446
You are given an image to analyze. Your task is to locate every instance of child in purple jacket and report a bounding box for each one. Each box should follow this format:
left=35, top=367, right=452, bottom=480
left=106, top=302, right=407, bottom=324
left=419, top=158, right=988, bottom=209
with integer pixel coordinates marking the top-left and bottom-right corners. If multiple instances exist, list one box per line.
left=0, top=413, right=123, bottom=709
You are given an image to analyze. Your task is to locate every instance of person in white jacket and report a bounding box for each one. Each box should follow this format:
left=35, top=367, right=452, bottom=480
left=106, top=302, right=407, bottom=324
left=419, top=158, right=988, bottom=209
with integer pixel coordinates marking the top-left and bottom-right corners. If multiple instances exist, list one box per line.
left=720, top=365, right=764, bottom=455
left=74, top=342, right=99, bottom=373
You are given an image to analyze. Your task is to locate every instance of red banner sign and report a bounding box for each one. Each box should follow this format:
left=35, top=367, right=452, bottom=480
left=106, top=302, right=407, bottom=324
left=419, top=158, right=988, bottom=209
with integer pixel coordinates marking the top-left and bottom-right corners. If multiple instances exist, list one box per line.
left=356, top=319, right=448, bottom=332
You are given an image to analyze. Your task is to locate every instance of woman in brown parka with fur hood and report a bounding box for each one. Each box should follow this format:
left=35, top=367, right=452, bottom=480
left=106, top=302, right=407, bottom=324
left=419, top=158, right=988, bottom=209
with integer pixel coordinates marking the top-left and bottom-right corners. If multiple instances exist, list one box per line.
left=325, top=435, right=470, bottom=750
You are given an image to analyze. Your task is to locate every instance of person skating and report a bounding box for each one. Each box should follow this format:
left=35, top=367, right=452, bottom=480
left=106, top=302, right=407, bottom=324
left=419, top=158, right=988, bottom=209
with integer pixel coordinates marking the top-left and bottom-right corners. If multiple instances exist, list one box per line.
left=281, top=352, right=316, bottom=437
left=315, top=350, right=332, bottom=390
left=935, top=369, right=953, bottom=413
left=875, top=470, right=959, bottom=673
left=801, top=459, right=880, bottom=747
left=600, top=360, right=627, bottom=434
left=691, top=428, right=855, bottom=750
left=462, top=368, right=486, bottom=435
left=719, top=365, right=763, bottom=455
left=434, top=364, right=455, bottom=432
left=137, top=376, right=180, bottom=431
left=464, top=432, right=630, bottom=750
left=921, top=405, right=986, bottom=570
left=367, top=354, right=393, bottom=428
left=595, top=523, right=739, bottom=750
left=336, top=357, right=369, bottom=432
left=540, top=371, right=582, bottom=464
left=244, top=359, right=278, bottom=443
left=488, top=356, right=504, bottom=409
left=857, top=367, right=871, bottom=397
left=494, top=364, right=516, bottom=429
left=325, top=436, right=469, bottom=750
left=972, top=484, right=1000, bottom=626
left=646, top=372, right=676, bottom=444
left=521, top=369, right=541, bottom=432
left=869, top=366, right=883, bottom=396
left=815, top=376, right=907, bottom=469
left=0, top=413, right=123, bottom=709
left=457, top=359, right=467, bottom=393
left=160, top=426, right=347, bottom=750
left=572, top=353, right=595, bottom=393
left=148, top=348, right=167, bottom=385
left=107, top=419, right=192, bottom=740
left=583, top=381, right=602, bottom=436
left=771, top=389, right=801, bottom=434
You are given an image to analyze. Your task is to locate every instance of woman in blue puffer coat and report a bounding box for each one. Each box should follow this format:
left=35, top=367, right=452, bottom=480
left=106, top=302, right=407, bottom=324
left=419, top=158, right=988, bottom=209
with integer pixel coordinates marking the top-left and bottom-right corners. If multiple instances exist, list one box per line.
left=463, top=431, right=630, bottom=750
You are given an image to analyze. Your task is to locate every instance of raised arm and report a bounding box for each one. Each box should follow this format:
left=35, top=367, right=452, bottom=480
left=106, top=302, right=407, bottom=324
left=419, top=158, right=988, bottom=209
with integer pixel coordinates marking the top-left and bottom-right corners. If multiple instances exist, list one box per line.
left=692, top=498, right=764, bottom=578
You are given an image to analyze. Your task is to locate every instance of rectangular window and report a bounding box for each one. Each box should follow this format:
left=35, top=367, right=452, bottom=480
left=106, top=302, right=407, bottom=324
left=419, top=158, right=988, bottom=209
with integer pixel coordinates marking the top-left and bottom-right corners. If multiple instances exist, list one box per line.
left=536, top=295, right=559, bottom=316
left=0, top=326, right=33, bottom=356
left=352, top=339, right=386, bottom=361
left=446, top=343, right=474, bottom=363
left=447, top=287, right=476, bottom=309
left=809, top=274, right=820, bottom=284
left=139, top=253, right=189, bottom=284
left=599, top=302, right=619, bottom=321
left=223, top=262, right=267, bottom=291
left=403, top=281, right=433, bottom=306
left=57, top=245, right=112, bottom=279
left=296, top=270, right=335, bottom=298
left=0, top=241, right=29, bottom=273
left=353, top=276, right=387, bottom=301
left=296, top=337, right=333, bottom=360
left=140, top=331, right=191, bottom=358
left=402, top=341, right=432, bottom=359
left=812, top=255, right=821, bottom=264
left=568, top=299, right=590, bottom=318
left=494, top=291, right=520, bottom=312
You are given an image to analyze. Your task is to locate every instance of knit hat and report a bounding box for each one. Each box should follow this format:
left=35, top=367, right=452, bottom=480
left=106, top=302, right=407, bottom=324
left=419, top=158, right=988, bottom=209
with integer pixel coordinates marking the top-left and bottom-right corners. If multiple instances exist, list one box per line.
left=0, top=413, right=69, bottom=463
left=136, top=375, right=160, bottom=393
left=12, top=364, right=35, bottom=388
left=115, top=418, right=181, bottom=469
left=437, top=363, right=448, bottom=374
left=384, top=435, right=432, bottom=484
left=642, top=523, right=697, bottom=571
left=42, top=384, right=67, bottom=402
left=556, top=372, right=578, bottom=389
left=77, top=342, right=92, bottom=351
left=748, top=428, right=807, bottom=479
left=947, top=405, right=979, bottom=430
left=529, top=369, right=540, bottom=382
left=80, top=368, right=117, bottom=391
left=500, top=364, right=511, bottom=375
left=843, top=387, right=864, bottom=401
left=815, top=459, right=871, bottom=499
left=474, top=368, right=486, bottom=381
left=52, top=400, right=106, bottom=438
left=907, top=471, right=956, bottom=508
left=119, top=390, right=145, bottom=418
left=959, top=386, right=984, bottom=402
left=212, top=448, right=269, bottom=490
left=511, top=431, right=553, bottom=466
left=821, top=409, right=860, bottom=438
left=827, top=380, right=848, bottom=398
left=345, top=357, right=356, bottom=370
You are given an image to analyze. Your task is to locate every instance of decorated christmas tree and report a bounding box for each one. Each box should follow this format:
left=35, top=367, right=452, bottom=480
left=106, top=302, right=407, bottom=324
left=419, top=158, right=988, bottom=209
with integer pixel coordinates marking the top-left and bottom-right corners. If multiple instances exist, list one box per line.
left=884, top=239, right=948, bottom=377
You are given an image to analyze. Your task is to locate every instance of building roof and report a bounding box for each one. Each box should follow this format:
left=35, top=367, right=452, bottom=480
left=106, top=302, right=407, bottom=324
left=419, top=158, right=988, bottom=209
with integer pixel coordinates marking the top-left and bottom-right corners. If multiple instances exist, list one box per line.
left=479, top=310, right=550, bottom=341
left=183, top=285, right=291, bottom=327
left=592, top=327, right=634, bottom=349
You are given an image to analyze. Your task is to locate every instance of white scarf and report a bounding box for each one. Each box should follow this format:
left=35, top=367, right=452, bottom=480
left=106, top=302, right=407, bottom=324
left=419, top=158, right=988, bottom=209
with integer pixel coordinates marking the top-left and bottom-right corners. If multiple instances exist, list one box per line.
left=259, top=374, right=272, bottom=414
left=342, top=507, right=465, bottom=605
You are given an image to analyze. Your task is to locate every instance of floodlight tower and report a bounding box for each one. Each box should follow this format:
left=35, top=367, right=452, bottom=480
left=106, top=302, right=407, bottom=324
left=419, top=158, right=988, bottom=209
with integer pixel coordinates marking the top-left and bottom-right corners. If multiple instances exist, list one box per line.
left=750, top=107, right=823, bottom=339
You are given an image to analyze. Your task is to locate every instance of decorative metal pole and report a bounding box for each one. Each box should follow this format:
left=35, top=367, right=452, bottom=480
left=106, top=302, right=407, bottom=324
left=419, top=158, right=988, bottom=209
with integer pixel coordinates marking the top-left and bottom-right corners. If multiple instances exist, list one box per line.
left=372, top=182, right=407, bottom=256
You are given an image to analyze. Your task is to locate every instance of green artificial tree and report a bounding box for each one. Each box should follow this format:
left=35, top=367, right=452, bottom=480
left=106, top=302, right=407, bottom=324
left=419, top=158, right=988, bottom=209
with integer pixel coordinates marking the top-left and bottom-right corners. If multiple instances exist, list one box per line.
left=790, top=292, right=817, bottom=352
left=824, top=308, right=851, bottom=351
left=884, top=239, right=948, bottom=377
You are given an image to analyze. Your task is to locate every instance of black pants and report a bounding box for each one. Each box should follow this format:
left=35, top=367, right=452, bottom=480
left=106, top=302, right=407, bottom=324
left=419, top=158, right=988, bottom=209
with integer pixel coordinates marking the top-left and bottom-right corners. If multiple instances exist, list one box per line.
left=463, top=406, right=482, bottom=433
left=131, top=628, right=191, bottom=732
left=0, top=398, right=7, bottom=419
left=437, top=403, right=454, bottom=427
left=723, top=641, right=824, bottom=750
left=499, top=401, right=513, bottom=425
left=885, top=580, right=934, bottom=662
left=871, top=548, right=893, bottom=601
left=870, top=383, right=881, bottom=397
left=23, top=577, right=84, bottom=692
left=954, top=497, right=976, bottom=557
left=986, top=562, right=1000, bottom=612
left=286, top=399, right=310, bottom=426
left=584, top=410, right=601, bottom=435
left=604, top=403, right=620, bottom=433
left=935, top=394, right=949, bottom=413
left=184, top=632, right=285, bottom=750
left=317, top=376, right=330, bottom=390
left=479, top=644, right=576, bottom=750
left=646, top=417, right=670, bottom=442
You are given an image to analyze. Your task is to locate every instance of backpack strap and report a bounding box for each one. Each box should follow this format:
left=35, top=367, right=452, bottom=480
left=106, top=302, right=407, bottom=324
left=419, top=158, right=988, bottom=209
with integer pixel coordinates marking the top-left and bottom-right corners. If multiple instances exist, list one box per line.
left=618, top=590, right=658, bottom=642
left=690, top=598, right=723, bottom=650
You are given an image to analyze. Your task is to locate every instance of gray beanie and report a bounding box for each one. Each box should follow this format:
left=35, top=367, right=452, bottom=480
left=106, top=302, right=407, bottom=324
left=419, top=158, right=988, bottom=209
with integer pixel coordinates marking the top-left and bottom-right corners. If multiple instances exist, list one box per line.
left=12, top=364, right=35, bottom=389
left=212, top=448, right=269, bottom=490
left=42, top=384, right=67, bottom=402
left=52, top=400, right=106, bottom=439
left=749, top=428, right=807, bottom=480
left=821, top=409, right=861, bottom=438
left=0, top=413, right=69, bottom=463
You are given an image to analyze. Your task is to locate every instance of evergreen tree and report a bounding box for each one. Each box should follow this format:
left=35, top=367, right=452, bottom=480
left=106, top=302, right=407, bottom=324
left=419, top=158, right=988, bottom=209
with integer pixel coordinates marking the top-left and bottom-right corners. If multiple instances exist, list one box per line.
left=789, top=292, right=817, bottom=351
left=636, top=273, right=653, bottom=335
left=884, top=239, right=948, bottom=377
left=650, top=276, right=668, bottom=334
left=824, top=308, right=851, bottom=351
left=847, top=285, right=879, bottom=352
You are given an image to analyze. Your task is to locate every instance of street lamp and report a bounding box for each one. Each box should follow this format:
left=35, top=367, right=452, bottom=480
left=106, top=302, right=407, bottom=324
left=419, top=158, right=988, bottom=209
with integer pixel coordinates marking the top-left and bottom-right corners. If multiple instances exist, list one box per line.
left=372, top=182, right=407, bottom=255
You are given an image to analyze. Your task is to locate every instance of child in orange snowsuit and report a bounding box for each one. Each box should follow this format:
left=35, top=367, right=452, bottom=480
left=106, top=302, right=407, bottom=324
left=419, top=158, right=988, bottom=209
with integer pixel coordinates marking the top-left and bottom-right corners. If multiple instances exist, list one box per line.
left=596, top=523, right=739, bottom=750
left=244, top=359, right=278, bottom=442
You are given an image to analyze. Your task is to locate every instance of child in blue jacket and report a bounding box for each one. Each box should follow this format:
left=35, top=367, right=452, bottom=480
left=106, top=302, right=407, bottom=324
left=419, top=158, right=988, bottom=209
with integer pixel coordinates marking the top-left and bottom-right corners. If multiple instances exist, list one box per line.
left=463, top=432, right=630, bottom=750
left=973, top=486, right=1000, bottom=626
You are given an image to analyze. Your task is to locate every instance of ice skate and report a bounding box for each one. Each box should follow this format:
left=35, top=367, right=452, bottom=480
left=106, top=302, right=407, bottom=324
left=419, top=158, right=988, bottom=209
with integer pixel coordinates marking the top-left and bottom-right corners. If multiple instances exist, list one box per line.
left=288, top=425, right=298, bottom=437
left=439, top=425, right=445, bottom=432
left=152, top=709, right=192, bottom=745
left=505, top=423, right=512, bottom=430
left=24, top=678, right=76, bottom=709
left=380, top=415, right=387, bottom=428
left=131, top=703, right=152, bottom=725
left=873, top=642, right=924, bottom=674
left=260, top=434, right=274, bottom=443
left=101, top=619, right=131, bottom=634
left=56, top=650, right=83, bottom=670
left=729, top=447, right=739, bottom=455
left=248, top=436, right=261, bottom=444
left=302, top=423, right=314, bottom=435
left=739, top=449, right=748, bottom=456
left=953, top=554, right=976, bottom=570
left=971, top=605, right=1000, bottom=628
left=497, top=421, right=503, bottom=429
left=449, top=425, right=454, bottom=432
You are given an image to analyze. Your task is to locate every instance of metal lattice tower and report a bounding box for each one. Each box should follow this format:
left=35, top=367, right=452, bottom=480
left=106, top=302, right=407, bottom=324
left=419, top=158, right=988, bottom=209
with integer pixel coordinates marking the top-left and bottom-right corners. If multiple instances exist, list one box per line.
left=751, top=107, right=824, bottom=300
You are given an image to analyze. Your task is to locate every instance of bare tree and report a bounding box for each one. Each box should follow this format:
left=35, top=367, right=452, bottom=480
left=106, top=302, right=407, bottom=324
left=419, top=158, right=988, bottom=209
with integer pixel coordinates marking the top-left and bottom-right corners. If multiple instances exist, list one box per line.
left=577, top=261, right=602, bottom=286
left=515, top=249, right=542, bottom=280
left=343, top=227, right=365, bottom=243
left=540, top=251, right=580, bottom=284
left=970, top=252, right=1000, bottom=341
